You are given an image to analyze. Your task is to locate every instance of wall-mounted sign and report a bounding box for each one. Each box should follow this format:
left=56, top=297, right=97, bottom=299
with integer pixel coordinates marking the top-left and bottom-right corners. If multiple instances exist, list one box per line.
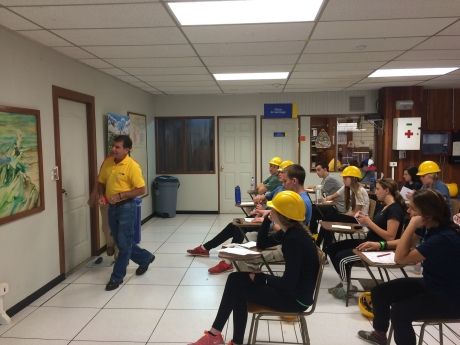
left=273, top=132, right=286, bottom=137
left=264, top=103, right=298, bottom=118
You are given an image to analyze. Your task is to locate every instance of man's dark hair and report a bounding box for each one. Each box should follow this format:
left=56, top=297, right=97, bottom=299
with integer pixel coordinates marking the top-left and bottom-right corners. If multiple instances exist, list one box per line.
left=113, top=135, right=132, bottom=149
left=286, top=164, right=305, bottom=185
left=316, top=161, right=329, bottom=171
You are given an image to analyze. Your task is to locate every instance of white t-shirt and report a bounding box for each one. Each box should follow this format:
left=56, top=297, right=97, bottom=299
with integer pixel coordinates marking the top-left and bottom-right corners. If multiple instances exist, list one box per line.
left=336, top=185, right=370, bottom=215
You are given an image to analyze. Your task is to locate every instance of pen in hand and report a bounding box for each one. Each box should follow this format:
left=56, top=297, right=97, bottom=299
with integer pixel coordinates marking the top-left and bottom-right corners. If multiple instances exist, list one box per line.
left=377, top=253, right=391, bottom=257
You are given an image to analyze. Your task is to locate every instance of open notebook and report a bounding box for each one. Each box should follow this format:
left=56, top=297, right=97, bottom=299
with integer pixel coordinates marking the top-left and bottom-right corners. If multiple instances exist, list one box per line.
left=362, top=251, right=396, bottom=264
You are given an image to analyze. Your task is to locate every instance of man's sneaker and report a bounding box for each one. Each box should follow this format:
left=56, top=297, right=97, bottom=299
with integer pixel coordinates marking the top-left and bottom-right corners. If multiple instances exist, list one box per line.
left=136, top=254, right=155, bottom=276
left=208, top=260, right=233, bottom=274
left=187, top=245, right=210, bottom=257
left=357, top=330, right=387, bottom=345
left=105, top=280, right=121, bottom=291
left=188, top=331, right=224, bottom=345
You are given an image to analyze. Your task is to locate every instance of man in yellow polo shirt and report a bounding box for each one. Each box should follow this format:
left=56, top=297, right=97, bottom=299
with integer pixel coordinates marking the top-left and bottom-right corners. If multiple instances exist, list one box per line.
left=98, top=135, right=154, bottom=291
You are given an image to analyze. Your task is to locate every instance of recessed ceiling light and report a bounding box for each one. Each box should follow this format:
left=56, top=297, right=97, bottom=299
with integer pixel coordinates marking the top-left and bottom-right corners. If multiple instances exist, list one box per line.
left=168, top=0, right=324, bottom=26
left=368, top=67, right=459, bottom=78
left=214, top=72, right=289, bottom=81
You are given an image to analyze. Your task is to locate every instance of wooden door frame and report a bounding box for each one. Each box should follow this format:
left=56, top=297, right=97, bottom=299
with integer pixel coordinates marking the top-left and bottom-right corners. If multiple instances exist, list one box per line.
left=52, top=85, right=98, bottom=274
left=217, top=116, right=257, bottom=213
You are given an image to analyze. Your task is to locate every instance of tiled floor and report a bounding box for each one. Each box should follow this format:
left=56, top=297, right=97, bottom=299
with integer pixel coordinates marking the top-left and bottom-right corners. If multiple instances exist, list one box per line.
left=1, top=214, right=459, bottom=345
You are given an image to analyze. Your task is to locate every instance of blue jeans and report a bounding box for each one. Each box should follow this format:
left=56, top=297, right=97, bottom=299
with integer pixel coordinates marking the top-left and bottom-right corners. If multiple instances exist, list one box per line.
left=108, top=200, right=152, bottom=283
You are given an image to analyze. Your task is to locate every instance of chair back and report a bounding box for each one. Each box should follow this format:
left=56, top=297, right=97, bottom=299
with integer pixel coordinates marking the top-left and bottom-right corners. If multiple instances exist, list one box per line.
left=368, top=199, right=377, bottom=219
left=305, top=248, right=325, bottom=315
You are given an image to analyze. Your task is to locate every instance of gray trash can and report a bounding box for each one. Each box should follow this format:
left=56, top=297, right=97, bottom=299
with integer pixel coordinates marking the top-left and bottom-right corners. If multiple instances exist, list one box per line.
left=152, top=176, right=180, bottom=218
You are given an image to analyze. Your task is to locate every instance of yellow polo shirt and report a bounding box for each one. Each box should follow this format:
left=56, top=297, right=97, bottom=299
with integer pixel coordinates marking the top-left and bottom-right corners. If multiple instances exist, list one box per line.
left=98, top=155, right=145, bottom=198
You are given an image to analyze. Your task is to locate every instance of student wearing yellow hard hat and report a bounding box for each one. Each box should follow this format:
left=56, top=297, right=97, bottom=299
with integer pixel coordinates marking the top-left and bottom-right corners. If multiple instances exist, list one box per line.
left=358, top=189, right=460, bottom=345
left=417, top=160, right=451, bottom=212
left=188, top=189, right=319, bottom=345
left=256, top=156, right=282, bottom=195
left=253, top=160, right=293, bottom=204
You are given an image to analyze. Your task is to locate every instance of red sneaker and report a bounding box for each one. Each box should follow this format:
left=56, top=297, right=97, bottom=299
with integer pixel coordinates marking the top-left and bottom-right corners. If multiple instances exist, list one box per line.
left=208, top=260, right=233, bottom=274
left=187, top=245, right=210, bottom=257
left=189, top=331, right=224, bottom=345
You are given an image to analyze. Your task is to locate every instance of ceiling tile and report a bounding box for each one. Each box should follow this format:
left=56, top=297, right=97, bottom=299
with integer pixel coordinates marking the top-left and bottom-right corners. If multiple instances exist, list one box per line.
left=158, top=86, right=221, bottom=92
left=164, top=90, right=222, bottom=95
left=414, top=79, right=460, bottom=87
left=438, top=19, right=460, bottom=35
left=183, top=23, right=314, bottom=43
left=150, top=81, right=217, bottom=88
left=194, top=41, right=305, bottom=57
left=139, top=74, right=213, bottom=82
left=116, top=75, right=140, bottom=83
left=291, top=71, right=370, bottom=79
left=284, top=88, right=344, bottom=93
left=295, top=62, right=382, bottom=72
left=54, top=46, right=94, bottom=59
left=79, top=58, right=112, bottom=68
left=364, top=76, right=430, bottom=82
left=99, top=67, right=129, bottom=76
left=1, top=0, right=160, bottom=4
left=217, top=80, right=286, bottom=86
left=321, top=0, right=460, bottom=20
left=106, top=57, right=203, bottom=68
left=124, top=66, right=208, bottom=75
left=286, top=78, right=356, bottom=87
left=52, top=27, right=186, bottom=46
left=84, top=45, right=195, bottom=59
left=306, top=37, right=426, bottom=53
left=12, top=3, right=173, bottom=29
left=0, top=8, right=39, bottom=30
left=397, top=50, right=460, bottom=61
left=202, top=55, right=298, bottom=66
left=382, top=60, right=460, bottom=68
left=209, top=65, right=292, bottom=73
left=18, top=30, right=72, bottom=46
left=312, top=18, right=456, bottom=39
left=300, top=51, right=400, bottom=63
left=415, top=36, right=460, bottom=50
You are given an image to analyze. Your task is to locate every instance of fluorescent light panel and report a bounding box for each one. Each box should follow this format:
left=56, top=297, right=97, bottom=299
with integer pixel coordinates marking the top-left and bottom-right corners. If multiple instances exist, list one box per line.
left=214, top=72, right=289, bottom=81
left=369, top=67, right=459, bottom=78
left=168, top=0, right=324, bottom=26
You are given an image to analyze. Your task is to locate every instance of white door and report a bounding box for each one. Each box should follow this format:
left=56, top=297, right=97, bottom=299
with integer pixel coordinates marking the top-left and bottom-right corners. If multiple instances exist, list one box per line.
left=219, top=118, right=256, bottom=213
left=58, top=99, right=91, bottom=273
left=261, top=118, right=299, bottom=174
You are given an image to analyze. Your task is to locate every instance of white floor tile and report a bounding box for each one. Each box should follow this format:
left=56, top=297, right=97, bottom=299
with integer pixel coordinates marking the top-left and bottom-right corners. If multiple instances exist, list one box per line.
left=0, top=339, right=68, bottom=345
left=150, top=253, right=193, bottom=268
left=70, top=341, right=143, bottom=345
left=43, top=283, right=117, bottom=308
left=156, top=242, right=201, bottom=254
left=76, top=308, right=162, bottom=342
left=141, top=231, right=173, bottom=242
left=0, top=306, right=37, bottom=336
left=2, top=306, right=98, bottom=340
left=73, top=266, right=135, bottom=285
left=181, top=267, right=231, bottom=286
left=166, top=232, right=208, bottom=243
left=137, top=241, right=164, bottom=254
left=127, top=267, right=187, bottom=285
left=168, top=285, right=225, bottom=309
left=28, top=283, right=69, bottom=307
left=106, top=284, right=177, bottom=309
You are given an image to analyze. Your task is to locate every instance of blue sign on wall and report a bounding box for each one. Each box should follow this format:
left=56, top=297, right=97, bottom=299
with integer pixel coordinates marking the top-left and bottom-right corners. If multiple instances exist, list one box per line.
left=264, top=103, right=298, bottom=118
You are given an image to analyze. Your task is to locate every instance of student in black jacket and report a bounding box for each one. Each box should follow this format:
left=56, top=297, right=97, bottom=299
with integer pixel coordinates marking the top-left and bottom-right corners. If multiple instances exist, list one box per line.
left=188, top=191, right=319, bottom=345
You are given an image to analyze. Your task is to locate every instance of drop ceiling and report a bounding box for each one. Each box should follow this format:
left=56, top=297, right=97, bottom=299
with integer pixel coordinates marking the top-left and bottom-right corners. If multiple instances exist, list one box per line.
left=1, top=0, right=460, bottom=95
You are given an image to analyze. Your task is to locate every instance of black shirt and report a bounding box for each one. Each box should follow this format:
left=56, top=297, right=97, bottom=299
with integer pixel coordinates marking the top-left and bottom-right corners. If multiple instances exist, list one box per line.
left=366, top=202, right=405, bottom=242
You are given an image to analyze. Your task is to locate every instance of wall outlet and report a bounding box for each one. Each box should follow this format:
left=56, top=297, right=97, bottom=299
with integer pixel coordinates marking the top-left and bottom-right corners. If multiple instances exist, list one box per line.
left=0, top=283, right=8, bottom=296
left=389, top=162, right=398, bottom=167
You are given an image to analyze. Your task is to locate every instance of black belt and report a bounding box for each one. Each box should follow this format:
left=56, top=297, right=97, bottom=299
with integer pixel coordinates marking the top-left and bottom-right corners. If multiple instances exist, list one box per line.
left=111, top=198, right=134, bottom=207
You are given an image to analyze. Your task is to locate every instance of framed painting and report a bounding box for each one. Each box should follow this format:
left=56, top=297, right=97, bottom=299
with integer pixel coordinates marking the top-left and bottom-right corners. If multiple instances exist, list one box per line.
left=0, top=105, right=44, bottom=225
left=128, top=111, right=148, bottom=197
left=106, top=112, right=130, bottom=155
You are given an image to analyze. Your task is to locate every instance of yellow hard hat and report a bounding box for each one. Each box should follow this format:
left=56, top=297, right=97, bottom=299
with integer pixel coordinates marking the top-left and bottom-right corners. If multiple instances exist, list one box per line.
left=267, top=190, right=305, bottom=221
left=358, top=292, right=374, bottom=319
left=278, top=160, right=294, bottom=172
left=341, top=165, right=362, bottom=179
left=268, top=156, right=282, bottom=166
left=416, top=160, right=441, bottom=176
left=446, top=183, right=458, bottom=198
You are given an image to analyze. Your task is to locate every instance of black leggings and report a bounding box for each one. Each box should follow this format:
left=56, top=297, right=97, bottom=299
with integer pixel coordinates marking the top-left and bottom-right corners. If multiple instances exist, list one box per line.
left=372, top=278, right=460, bottom=345
left=212, top=272, right=305, bottom=344
left=203, top=223, right=260, bottom=251
left=325, top=239, right=364, bottom=281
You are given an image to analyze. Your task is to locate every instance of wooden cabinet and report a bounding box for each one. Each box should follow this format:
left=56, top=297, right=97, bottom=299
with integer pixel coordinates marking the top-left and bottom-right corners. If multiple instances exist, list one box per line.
left=310, top=116, right=336, bottom=171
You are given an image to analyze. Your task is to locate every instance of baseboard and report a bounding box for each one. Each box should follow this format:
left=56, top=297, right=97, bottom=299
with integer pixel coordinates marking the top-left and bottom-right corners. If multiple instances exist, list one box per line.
left=6, top=274, right=65, bottom=317
left=176, top=210, right=219, bottom=214
left=141, top=213, right=154, bottom=225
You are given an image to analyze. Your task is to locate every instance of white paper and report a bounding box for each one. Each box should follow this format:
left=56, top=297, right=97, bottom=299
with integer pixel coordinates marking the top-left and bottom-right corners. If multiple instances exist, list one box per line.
left=219, top=247, right=260, bottom=256
left=239, top=201, right=254, bottom=207
left=453, top=141, right=460, bottom=156
left=400, top=186, right=414, bottom=200
left=244, top=217, right=255, bottom=223
left=362, top=251, right=396, bottom=264
left=223, top=241, right=257, bottom=249
left=331, top=224, right=352, bottom=230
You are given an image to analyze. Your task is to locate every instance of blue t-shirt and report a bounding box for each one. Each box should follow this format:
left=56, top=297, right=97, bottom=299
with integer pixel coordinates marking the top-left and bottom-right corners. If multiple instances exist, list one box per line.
left=416, top=226, right=460, bottom=296
left=299, top=191, right=313, bottom=226
left=266, top=185, right=284, bottom=201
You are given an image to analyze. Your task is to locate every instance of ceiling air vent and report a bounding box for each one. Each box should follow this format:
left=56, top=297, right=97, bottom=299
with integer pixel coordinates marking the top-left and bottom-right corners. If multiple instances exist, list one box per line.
left=349, top=96, right=365, bottom=112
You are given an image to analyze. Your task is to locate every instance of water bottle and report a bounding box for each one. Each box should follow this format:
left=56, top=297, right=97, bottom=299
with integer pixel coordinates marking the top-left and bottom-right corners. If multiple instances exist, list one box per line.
left=234, top=185, right=241, bottom=204
left=315, top=185, right=323, bottom=203
left=250, top=177, right=255, bottom=191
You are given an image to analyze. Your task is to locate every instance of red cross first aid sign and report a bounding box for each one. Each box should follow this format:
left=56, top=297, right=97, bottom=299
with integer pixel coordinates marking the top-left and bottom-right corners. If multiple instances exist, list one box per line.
left=392, top=117, right=421, bottom=150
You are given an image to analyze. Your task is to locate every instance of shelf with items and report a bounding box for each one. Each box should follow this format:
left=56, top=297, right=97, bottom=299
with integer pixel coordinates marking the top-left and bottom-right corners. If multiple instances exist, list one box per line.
left=310, top=116, right=337, bottom=171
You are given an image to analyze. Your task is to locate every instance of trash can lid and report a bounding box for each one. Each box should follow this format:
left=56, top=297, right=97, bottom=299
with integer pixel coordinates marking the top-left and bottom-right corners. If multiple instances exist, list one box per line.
left=154, top=175, right=180, bottom=183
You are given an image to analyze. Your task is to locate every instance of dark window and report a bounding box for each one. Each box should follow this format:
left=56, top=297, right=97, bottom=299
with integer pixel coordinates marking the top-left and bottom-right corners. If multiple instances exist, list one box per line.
left=155, top=117, right=215, bottom=174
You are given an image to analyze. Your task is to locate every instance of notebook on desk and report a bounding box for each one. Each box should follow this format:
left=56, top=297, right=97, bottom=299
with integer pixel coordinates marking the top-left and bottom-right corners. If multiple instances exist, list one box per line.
left=362, top=251, right=396, bottom=264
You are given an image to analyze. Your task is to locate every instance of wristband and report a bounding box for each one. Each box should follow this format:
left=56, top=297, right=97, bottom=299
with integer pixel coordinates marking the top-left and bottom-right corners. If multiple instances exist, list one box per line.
left=379, top=241, right=385, bottom=250
left=383, top=241, right=387, bottom=250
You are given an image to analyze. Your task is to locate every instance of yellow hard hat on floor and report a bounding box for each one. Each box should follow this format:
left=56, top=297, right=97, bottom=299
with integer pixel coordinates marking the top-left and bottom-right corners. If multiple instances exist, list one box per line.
left=416, top=160, right=441, bottom=176
left=358, top=292, right=374, bottom=319
left=268, top=156, right=282, bottom=166
left=278, top=160, right=294, bottom=172
left=267, top=190, right=305, bottom=221
left=341, top=166, right=362, bottom=179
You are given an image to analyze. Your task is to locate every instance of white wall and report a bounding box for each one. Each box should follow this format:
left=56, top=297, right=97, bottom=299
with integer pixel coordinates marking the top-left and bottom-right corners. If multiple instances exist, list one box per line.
left=153, top=91, right=378, bottom=210
left=0, top=27, right=155, bottom=310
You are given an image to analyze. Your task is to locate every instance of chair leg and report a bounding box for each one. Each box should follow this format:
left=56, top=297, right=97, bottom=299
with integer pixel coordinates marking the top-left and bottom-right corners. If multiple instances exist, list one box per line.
left=299, top=316, right=310, bottom=345
left=247, top=314, right=256, bottom=345
left=387, top=323, right=393, bottom=345
left=417, top=322, right=427, bottom=345
left=251, top=314, right=261, bottom=345
left=439, top=323, right=443, bottom=345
